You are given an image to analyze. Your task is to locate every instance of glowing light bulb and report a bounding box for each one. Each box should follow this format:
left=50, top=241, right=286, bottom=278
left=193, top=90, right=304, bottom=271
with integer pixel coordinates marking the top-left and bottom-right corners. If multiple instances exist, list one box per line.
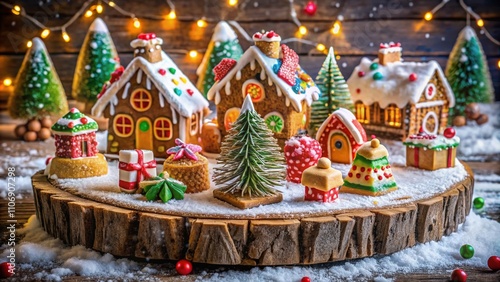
left=108, top=1, right=115, bottom=7
left=85, top=10, right=93, bottom=17
left=62, top=31, right=70, bottom=42
left=197, top=18, right=207, bottom=28
left=331, top=21, right=341, bottom=35
left=477, top=19, right=484, bottom=27
left=228, top=0, right=238, bottom=6
left=96, top=4, right=103, bottom=13
left=27, top=40, right=32, bottom=48
left=12, top=5, right=21, bottom=15
left=41, top=29, right=50, bottom=38
left=3, top=78, right=13, bottom=87
left=497, top=59, right=500, bottom=69
left=336, top=55, right=341, bottom=60
left=316, top=44, right=326, bottom=52
left=298, top=25, right=307, bottom=35
left=167, top=10, right=176, bottom=19
left=189, top=50, right=198, bottom=58
left=133, top=18, right=141, bottom=28
left=424, top=12, right=433, bottom=21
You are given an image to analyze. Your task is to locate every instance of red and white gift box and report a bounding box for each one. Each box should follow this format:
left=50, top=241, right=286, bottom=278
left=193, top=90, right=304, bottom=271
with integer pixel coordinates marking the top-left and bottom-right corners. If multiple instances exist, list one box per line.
left=118, top=149, right=157, bottom=193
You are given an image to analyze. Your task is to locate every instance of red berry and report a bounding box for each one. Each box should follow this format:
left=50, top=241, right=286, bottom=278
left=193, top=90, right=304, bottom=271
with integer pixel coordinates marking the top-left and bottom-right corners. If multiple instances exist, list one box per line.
left=444, top=127, right=456, bottom=139
left=0, top=262, right=14, bottom=278
left=409, top=73, right=417, bottom=82
left=451, top=268, right=467, bottom=282
left=488, top=256, right=500, bottom=271
left=80, top=117, right=88, bottom=125
left=378, top=176, right=383, bottom=180
left=358, top=71, right=365, bottom=77
left=266, top=31, right=275, bottom=38
left=301, top=277, right=311, bottom=282
left=175, top=259, right=192, bottom=275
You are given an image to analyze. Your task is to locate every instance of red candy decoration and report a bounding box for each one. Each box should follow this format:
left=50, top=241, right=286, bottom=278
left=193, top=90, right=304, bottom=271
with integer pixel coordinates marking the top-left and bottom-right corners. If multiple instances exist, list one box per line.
left=304, top=1, right=317, bottom=16
left=80, top=117, right=88, bottom=125
left=45, top=156, right=53, bottom=165
left=213, top=58, right=237, bottom=81
left=488, top=256, right=500, bottom=271
left=253, top=32, right=262, bottom=39
left=158, top=68, right=166, bottom=76
left=409, top=73, right=417, bottom=82
left=358, top=71, right=365, bottom=77
left=175, top=259, right=192, bottom=275
left=138, top=33, right=156, bottom=40
left=356, top=88, right=361, bottom=94
left=451, top=268, right=467, bottom=282
left=301, top=277, right=311, bottom=282
left=187, top=89, right=194, bottom=96
left=278, top=44, right=299, bottom=86
left=284, top=135, right=322, bottom=183
left=0, top=262, right=14, bottom=278
left=67, top=122, right=74, bottom=129
left=444, top=127, right=456, bottom=139
left=266, top=31, right=275, bottom=38
left=70, top=107, right=78, bottom=113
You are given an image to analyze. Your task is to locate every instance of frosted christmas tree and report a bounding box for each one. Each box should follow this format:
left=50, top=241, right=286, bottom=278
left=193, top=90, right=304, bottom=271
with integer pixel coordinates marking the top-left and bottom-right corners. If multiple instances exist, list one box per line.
left=196, top=21, right=243, bottom=98
left=309, top=47, right=353, bottom=133
left=445, top=26, right=494, bottom=118
left=213, top=95, right=284, bottom=209
left=72, top=18, right=119, bottom=113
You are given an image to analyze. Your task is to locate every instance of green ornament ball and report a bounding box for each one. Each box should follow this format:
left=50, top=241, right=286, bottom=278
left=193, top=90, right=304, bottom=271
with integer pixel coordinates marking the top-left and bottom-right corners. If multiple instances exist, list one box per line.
left=473, top=197, right=484, bottom=209
left=373, top=72, right=383, bottom=80
left=139, top=120, right=150, bottom=132
left=370, top=62, right=379, bottom=70
left=460, top=244, right=474, bottom=259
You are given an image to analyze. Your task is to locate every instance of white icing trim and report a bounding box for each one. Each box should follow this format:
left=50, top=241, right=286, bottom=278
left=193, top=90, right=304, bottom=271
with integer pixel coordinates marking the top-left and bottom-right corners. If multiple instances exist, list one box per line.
left=170, top=105, right=178, bottom=124
left=136, top=69, right=143, bottom=84
left=424, top=83, right=437, bottom=100
left=130, top=37, right=163, bottom=48
left=159, top=92, right=165, bottom=108
left=178, top=116, right=186, bottom=141
left=252, top=31, right=281, bottom=42
left=53, top=129, right=97, bottom=136
left=56, top=116, right=96, bottom=126
left=122, top=82, right=131, bottom=99
left=415, top=100, right=445, bottom=109
left=405, top=135, right=460, bottom=149
left=146, top=77, right=152, bottom=90
left=379, top=46, right=402, bottom=54
left=422, top=111, right=439, bottom=135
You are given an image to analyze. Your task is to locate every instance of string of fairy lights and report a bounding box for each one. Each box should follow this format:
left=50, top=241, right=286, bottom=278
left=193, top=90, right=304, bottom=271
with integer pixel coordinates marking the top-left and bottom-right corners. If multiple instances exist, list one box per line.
left=0, top=0, right=499, bottom=88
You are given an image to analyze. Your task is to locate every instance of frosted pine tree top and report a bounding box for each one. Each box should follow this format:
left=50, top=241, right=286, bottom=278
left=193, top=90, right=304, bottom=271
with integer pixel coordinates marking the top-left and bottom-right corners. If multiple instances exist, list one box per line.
left=89, top=17, right=109, bottom=33
left=212, top=21, right=238, bottom=42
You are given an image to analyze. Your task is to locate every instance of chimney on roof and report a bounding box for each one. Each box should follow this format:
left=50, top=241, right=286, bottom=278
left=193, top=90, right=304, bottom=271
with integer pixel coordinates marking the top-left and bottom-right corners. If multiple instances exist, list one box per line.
left=378, top=42, right=402, bottom=65
left=131, top=33, right=163, bottom=63
left=253, top=30, right=281, bottom=59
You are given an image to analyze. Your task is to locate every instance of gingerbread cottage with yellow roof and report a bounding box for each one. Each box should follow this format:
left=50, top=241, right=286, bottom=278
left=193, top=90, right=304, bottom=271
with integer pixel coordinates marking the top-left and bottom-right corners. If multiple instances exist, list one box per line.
left=207, top=30, right=320, bottom=148
left=92, top=33, right=209, bottom=158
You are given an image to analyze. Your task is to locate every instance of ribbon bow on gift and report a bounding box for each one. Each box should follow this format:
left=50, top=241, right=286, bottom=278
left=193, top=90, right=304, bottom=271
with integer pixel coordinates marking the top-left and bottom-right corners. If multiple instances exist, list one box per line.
left=119, top=149, right=156, bottom=190
left=166, top=138, right=202, bottom=161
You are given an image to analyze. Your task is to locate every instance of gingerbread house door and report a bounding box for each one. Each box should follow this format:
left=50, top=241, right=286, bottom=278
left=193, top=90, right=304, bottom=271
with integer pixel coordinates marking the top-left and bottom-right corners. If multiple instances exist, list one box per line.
left=135, top=117, right=154, bottom=150
left=329, top=132, right=351, bottom=164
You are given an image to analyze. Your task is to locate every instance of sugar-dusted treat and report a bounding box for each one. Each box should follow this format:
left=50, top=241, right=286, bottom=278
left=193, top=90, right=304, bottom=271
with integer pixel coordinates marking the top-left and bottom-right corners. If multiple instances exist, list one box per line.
left=119, top=149, right=157, bottom=193
left=341, top=139, right=397, bottom=196
left=316, top=108, right=367, bottom=164
left=207, top=30, right=320, bottom=149
left=139, top=172, right=187, bottom=203
left=92, top=33, right=209, bottom=157
left=301, top=157, right=343, bottom=203
left=403, top=127, right=460, bottom=170
left=213, top=95, right=285, bottom=209
left=347, top=42, right=455, bottom=140
left=200, top=119, right=221, bottom=153
left=48, top=108, right=107, bottom=178
left=163, top=138, right=210, bottom=193
left=284, top=133, right=322, bottom=183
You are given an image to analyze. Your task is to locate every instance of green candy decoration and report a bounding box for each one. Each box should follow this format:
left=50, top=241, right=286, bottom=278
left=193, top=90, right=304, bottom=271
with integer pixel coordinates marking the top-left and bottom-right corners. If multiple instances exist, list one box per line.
left=370, top=62, right=379, bottom=70
left=473, top=197, right=484, bottom=209
left=142, top=173, right=187, bottom=203
left=169, top=67, right=176, bottom=75
left=460, top=244, right=474, bottom=259
left=373, top=72, right=383, bottom=80
left=139, top=120, right=150, bottom=132
left=265, top=114, right=284, bottom=133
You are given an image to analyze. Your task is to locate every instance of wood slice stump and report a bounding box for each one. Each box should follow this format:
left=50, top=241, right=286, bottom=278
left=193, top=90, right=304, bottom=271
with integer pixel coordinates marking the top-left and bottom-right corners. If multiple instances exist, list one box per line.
left=31, top=164, right=474, bottom=266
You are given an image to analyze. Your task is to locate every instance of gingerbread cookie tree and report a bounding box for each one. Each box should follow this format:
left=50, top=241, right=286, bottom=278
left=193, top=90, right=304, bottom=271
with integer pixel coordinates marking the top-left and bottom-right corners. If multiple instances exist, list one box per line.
left=73, top=18, right=119, bottom=113
left=196, top=21, right=243, bottom=98
left=213, top=95, right=285, bottom=209
left=310, top=47, right=353, bottom=133
left=446, top=26, right=494, bottom=118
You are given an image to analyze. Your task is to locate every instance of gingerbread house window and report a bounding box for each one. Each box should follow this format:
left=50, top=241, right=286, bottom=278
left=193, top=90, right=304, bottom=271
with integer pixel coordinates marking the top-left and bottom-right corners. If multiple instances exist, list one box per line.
left=154, top=117, right=173, bottom=140
left=242, top=79, right=265, bottom=103
left=224, top=107, right=240, bottom=131
left=130, top=89, right=152, bottom=112
left=190, top=114, right=198, bottom=135
left=114, top=114, right=134, bottom=137
left=384, top=104, right=401, bottom=127
left=355, top=102, right=370, bottom=123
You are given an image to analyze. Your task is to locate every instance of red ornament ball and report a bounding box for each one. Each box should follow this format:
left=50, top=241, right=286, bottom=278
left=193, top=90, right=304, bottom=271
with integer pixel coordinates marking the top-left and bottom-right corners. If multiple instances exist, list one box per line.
left=67, top=122, right=74, bottom=129
left=304, top=1, right=317, bottom=16
left=409, top=73, right=417, bottom=82
left=301, top=277, right=311, bottom=282
left=80, top=117, right=88, bottom=125
left=444, top=127, right=456, bottom=138
left=358, top=71, right=365, bottom=77
left=0, top=262, right=14, bottom=278
left=451, top=268, right=467, bottom=282
left=175, top=259, right=192, bottom=275
left=488, top=256, right=500, bottom=271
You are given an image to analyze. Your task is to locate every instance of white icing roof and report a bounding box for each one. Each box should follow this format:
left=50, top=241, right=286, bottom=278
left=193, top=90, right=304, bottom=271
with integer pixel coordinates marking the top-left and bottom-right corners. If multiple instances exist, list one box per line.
left=347, top=58, right=455, bottom=108
left=92, top=52, right=208, bottom=118
left=316, top=108, right=365, bottom=145
left=89, top=18, right=109, bottom=33
left=207, top=46, right=320, bottom=112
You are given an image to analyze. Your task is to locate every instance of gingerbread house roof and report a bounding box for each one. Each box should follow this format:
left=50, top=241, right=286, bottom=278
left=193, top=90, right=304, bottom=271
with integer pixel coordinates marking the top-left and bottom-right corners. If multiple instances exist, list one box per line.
left=207, top=46, right=320, bottom=112
left=92, top=52, right=208, bottom=118
left=316, top=108, right=366, bottom=145
left=52, top=108, right=98, bottom=136
left=347, top=58, right=455, bottom=108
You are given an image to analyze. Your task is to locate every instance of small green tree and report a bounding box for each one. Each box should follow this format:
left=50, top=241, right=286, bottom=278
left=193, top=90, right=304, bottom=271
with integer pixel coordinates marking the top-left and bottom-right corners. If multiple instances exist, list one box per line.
left=72, top=17, right=119, bottom=113
left=8, top=37, right=68, bottom=119
left=309, top=47, right=354, bottom=133
left=196, top=21, right=243, bottom=98
left=213, top=95, right=285, bottom=197
left=446, top=26, right=494, bottom=118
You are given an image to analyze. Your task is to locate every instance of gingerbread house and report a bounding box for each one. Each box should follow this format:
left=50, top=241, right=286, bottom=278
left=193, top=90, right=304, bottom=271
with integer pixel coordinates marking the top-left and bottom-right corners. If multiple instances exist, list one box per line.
left=316, top=108, right=367, bottom=164
left=207, top=31, right=320, bottom=148
left=92, top=33, right=209, bottom=158
left=347, top=42, right=455, bottom=140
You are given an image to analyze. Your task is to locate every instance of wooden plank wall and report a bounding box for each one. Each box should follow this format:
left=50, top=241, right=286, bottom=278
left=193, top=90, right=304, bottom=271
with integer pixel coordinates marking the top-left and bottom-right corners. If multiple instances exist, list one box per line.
left=0, top=0, right=499, bottom=108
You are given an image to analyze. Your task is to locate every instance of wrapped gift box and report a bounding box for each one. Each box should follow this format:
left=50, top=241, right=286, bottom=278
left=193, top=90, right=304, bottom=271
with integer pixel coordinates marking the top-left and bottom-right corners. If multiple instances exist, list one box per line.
left=119, top=149, right=157, bottom=193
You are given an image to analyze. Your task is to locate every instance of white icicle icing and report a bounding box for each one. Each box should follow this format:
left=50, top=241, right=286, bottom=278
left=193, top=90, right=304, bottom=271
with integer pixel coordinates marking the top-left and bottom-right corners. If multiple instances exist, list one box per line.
left=236, top=70, right=242, bottom=80
left=159, top=92, right=165, bottom=108
left=170, top=105, right=178, bottom=124
left=146, top=77, right=151, bottom=90
left=136, top=69, right=143, bottom=84
left=225, top=81, right=231, bottom=95
left=178, top=116, right=186, bottom=141
left=112, top=95, right=118, bottom=106
left=276, top=87, right=282, bottom=97
left=285, top=97, right=290, bottom=107
left=215, top=92, right=221, bottom=105
left=250, top=60, right=256, bottom=70
left=122, top=82, right=131, bottom=99
left=268, top=76, right=273, bottom=86
left=260, top=68, right=266, bottom=80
